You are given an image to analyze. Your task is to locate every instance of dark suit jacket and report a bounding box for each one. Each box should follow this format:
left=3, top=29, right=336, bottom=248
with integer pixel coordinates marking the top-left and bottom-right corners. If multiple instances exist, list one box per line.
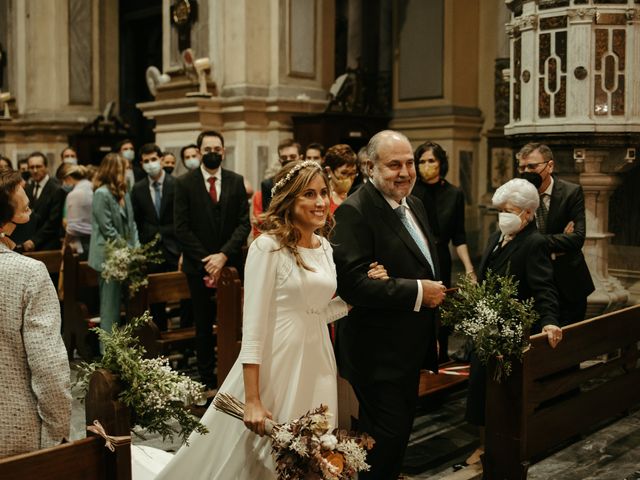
left=131, top=174, right=180, bottom=268
left=478, top=222, right=560, bottom=330
left=411, top=179, right=467, bottom=287
left=543, top=177, right=595, bottom=302
left=174, top=167, right=250, bottom=276
left=260, top=177, right=274, bottom=212
left=25, top=178, right=65, bottom=250
left=332, top=181, right=440, bottom=385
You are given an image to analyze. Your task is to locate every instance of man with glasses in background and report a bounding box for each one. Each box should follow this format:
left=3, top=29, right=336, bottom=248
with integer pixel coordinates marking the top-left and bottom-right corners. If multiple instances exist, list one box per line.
left=259, top=139, right=303, bottom=213
left=518, top=143, right=594, bottom=325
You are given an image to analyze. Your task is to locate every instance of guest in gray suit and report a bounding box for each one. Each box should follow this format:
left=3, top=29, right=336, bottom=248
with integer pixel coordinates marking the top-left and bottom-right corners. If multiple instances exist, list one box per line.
left=0, top=170, right=71, bottom=458
left=88, top=153, right=139, bottom=344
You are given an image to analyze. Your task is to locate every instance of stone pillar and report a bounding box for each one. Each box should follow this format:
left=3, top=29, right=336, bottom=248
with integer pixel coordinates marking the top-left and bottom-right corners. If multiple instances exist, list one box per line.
left=140, top=0, right=334, bottom=187
left=577, top=149, right=629, bottom=315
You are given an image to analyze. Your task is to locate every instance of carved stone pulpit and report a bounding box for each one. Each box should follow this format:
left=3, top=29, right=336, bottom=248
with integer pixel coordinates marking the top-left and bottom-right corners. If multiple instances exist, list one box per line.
left=504, top=0, right=640, bottom=314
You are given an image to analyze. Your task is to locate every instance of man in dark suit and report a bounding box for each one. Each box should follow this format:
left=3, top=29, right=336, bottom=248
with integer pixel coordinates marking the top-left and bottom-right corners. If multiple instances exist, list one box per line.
left=174, top=130, right=250, bottom=393
left=18, top=151, right=64, bottom=252
left=518, top=143, right=595, bottom=325
left=131, top=143, right=180, bottom=331
left=260, top=138, right=302, bottom=212
left=332, top=130, right=446, bottom=479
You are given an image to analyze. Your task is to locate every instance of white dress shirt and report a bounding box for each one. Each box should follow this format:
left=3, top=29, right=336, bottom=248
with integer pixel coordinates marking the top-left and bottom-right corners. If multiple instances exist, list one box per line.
left=200, top=164, right=222, bottom=198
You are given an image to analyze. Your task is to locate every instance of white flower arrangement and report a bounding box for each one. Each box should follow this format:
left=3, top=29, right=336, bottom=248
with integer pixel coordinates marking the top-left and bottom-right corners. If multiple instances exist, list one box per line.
left=270, top=160, right=321, bottom=196
left=213, top=394, right=375, bottom=479
left=441, top=270, right=539, bottom=382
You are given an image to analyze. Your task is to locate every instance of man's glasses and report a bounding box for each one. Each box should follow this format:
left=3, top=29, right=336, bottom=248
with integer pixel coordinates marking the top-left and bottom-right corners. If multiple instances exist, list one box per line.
left=517, top=161, right=549, bottom=173
left=279, top=154, right=299, bottom=162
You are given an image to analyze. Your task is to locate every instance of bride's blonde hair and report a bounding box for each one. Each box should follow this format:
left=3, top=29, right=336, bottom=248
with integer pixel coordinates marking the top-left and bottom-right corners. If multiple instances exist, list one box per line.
left=260, top=160, right=335, bottom=270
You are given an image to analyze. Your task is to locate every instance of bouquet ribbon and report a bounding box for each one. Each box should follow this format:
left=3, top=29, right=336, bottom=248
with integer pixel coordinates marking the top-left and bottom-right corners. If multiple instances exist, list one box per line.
left=87, top=420, right=131, bottom=452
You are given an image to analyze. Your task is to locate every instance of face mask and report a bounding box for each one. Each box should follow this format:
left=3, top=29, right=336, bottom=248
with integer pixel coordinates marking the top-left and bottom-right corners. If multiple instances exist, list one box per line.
left=62, top=184, right=74, bottom=193
left=202, top=152, right=222, bottom=170
left=143, top=160, right=162, bottom=177
left=519, top=171, right=543, bottom=190
left=498, top=211, right=525, bottom=236
left=20, top=171, right=30, bottom=182
left=332, top=177, right=354, bottom=194
left=163, top=166, right=174, bottom=175
left=419, top=163, right=440, bottom=183
left=125, top=169, right=135, bottom=190
left=184, top=158, right=200, bottom=170
left=63, top=157, right=78, bottom=165
left=122, top=150, right=135, bottom=161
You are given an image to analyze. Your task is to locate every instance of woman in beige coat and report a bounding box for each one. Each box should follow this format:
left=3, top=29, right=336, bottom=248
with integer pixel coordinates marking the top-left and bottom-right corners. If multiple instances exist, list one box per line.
left=0, top=170, right=71, bottom=458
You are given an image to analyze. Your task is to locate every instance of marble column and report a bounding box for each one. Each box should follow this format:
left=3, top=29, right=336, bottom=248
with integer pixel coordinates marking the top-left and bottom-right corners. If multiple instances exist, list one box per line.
left=577, top=149, right=629, bottom=316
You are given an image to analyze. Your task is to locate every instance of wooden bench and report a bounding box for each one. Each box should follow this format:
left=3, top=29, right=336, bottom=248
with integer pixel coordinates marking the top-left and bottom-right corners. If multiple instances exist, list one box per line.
left=24, top=249, right=63, bottom=274
left=128, top=270, right=199, bottom=358
left=216, top=266, right=243, bottom=386
left=0, top=370, right=131, bottom=480
left=484, top=304, right=640, bottom=479
left=62, top=248, right=100, bottom=360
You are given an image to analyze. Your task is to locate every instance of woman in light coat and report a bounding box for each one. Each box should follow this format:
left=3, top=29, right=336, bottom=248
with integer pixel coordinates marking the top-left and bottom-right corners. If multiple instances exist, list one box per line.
left=0, top=170, right=71, bottom=458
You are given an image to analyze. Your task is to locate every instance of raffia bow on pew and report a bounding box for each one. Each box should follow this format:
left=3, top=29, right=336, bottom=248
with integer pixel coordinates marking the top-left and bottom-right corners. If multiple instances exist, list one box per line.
left=87, top=420, right=131, bottom=452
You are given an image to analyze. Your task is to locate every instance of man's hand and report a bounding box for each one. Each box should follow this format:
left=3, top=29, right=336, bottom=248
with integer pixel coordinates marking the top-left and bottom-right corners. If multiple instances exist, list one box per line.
left=202, top=252, right=228, bottom=281
left=421, top=279, right=446, bottom=308
left=563, top=221, right=574, bottom=234
left=22, top=240, right=35, bottom=252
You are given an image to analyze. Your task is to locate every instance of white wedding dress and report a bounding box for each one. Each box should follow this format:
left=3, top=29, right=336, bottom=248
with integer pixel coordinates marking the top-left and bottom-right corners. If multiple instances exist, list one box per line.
left=147, top=234, right=348, bottom=480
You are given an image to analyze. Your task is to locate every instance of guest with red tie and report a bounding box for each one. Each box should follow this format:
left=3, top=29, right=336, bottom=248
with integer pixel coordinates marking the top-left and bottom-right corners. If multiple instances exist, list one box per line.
left=174, top=130, right=251, bottom=395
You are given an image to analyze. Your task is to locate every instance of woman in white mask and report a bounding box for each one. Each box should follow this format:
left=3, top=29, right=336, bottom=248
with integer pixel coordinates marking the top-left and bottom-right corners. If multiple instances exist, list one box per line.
left=180, top=144, right=201, bottom=172
left=457, top=178, right=563, bottom=472
left=323, top=144, right=357, bottom=214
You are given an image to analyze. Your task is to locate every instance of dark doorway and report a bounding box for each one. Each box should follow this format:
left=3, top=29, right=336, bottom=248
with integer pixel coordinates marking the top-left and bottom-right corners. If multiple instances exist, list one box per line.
left=119, top=0, right=162, bottom=147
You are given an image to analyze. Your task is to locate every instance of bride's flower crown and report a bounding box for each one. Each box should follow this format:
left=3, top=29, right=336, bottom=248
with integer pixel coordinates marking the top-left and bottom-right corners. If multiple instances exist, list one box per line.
left=271, top=160, right=321, bottom=197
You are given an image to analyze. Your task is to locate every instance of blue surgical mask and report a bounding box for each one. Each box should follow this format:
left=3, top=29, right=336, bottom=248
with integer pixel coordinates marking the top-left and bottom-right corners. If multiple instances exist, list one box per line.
left=62, top=183, right=74, bottom=192
left=122, top=150, right=135, bottom=161
left=185, top=158, right=200, bottom=170
left=63, top=157, right=78, bottom=165
left=143, top=160, right=162, bottom=177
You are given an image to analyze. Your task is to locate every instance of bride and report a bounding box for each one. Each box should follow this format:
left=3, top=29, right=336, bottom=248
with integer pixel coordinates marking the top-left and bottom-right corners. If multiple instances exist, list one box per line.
left=147, top=160, right=386, bottom=479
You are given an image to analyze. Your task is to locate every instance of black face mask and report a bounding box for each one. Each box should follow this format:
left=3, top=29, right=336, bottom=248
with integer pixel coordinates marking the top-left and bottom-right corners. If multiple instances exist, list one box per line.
left=163, top=166, right=175, bottom=175
left=20, top=171, right=30, bottom=182
left=519, top=171, right=543, bottom=190
left=202, top=152, right=223, bottom=170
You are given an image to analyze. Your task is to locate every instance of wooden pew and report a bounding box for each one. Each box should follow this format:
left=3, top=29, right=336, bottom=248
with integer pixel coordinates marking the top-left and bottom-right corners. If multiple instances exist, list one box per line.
left=0, top=369, right=131, bottom=480
left=127, top=270, right=199, bottom=358
left=24, top=249, right=63, bottom=274
left=216, top=266, right=243, bottom=386
left=62, top=248, right=100, bottom=360
left=483, top=304, right=640, bottom=479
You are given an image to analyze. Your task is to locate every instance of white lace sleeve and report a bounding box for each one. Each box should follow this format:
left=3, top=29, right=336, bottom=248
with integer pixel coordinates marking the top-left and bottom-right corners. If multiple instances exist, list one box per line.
left=237, top=235, right=279, bottom=365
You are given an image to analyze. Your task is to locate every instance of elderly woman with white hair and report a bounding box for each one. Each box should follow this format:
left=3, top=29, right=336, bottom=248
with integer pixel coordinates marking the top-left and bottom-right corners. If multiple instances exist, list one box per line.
left=456, top=178, right=563, bottom=470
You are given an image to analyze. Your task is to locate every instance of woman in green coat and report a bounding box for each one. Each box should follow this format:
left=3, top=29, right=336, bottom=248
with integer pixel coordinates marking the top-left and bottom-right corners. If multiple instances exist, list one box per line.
left=88, top=153, right=139, bottom=349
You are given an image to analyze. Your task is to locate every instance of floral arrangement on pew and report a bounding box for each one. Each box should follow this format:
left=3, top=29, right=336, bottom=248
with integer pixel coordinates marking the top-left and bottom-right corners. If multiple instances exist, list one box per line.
left=76, top=311, right=209, bottom=444
left=214, top=393, right=374, bottom=479
left=101, top=234, right=164, bottom=297
left=440, top=270, right=539, bottom=382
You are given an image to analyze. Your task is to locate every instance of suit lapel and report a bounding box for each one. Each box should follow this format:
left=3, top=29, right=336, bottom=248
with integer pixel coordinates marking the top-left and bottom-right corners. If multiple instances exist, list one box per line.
left=364, top=183, right=433, bottom=275
left=194, top=168, right=217, bottom=227
left=159, top=175, right=173, bottom=218
left=479, top=231, right=501, bottom=280
left=141, top=177, right=157, bottom=219
left=546, top=177, right=564, bottom=232
left=407, top=195, right=437, bottom=278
